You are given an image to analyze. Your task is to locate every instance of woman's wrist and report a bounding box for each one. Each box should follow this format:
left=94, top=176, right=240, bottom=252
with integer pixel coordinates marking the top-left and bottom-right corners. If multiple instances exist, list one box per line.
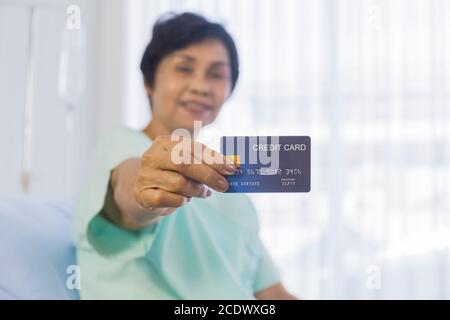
left=110, top=160, right=163, bottom=230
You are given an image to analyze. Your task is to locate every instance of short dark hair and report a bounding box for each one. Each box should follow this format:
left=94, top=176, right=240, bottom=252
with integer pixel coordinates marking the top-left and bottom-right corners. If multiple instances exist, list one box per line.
left=140, top=12, right=239, bottom=92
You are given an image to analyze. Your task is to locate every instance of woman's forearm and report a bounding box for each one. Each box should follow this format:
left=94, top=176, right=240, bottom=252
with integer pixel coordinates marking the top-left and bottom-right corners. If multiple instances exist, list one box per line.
left=255, top=282, right=298, bottom=300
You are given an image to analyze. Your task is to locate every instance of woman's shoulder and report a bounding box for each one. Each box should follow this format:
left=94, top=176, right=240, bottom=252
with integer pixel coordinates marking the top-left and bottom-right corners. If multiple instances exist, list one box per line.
left=99, top=126, right=151, bottom=149
left=94, top=127, right=152, bottom=164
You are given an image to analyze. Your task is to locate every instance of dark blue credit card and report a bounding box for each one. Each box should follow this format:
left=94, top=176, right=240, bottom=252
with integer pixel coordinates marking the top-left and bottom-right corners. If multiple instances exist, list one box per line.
left=220, top=136, right=311, bottom=193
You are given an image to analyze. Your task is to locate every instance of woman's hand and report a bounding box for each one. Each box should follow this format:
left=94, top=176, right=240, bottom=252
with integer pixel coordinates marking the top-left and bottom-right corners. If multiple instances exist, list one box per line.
left=254, top=283, right=298, bottom=300
left=104, top=135, right=237, bottom=231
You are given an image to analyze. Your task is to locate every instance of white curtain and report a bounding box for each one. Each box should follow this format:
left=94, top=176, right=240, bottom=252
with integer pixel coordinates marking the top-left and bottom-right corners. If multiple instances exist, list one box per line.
left=121, top=0, right=450, bottom=299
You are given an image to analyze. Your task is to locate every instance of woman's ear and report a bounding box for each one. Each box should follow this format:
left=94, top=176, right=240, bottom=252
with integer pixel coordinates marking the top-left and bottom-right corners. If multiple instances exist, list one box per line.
left=144, top=82, right=154, bottom=111
left=224, top=86, right=233, bottom=101
left=144, top=82, right=153, bottom=96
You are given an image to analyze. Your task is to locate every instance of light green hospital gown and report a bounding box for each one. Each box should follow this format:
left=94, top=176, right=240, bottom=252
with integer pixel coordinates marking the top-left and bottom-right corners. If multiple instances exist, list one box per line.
left=73, top=127, right=280, bottom=299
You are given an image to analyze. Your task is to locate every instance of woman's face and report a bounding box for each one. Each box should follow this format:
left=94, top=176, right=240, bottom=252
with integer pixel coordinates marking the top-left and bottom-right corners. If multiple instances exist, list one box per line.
left=146, top=39, right=232, bottom=133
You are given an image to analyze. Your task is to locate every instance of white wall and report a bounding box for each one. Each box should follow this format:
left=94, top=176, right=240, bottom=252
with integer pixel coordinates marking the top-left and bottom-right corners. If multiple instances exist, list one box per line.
left=0, top=0, right=154, bottom=199
left=0, top=0, right=97, bottom=199
left=94, top=0, right=152, bottom=138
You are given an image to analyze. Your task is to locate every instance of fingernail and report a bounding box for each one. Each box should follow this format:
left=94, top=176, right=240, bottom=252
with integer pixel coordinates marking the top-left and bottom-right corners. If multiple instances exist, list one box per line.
left=225, top=163, right=236, bottom=173
left=201, top=186, right=209, bottom=198
left=217, top=178, right=229, bottom=192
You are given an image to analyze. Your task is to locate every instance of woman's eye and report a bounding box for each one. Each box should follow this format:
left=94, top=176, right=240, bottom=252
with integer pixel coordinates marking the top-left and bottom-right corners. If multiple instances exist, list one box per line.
left=209, top=72, right=225, bottom=80
left=176, top=67, right=193, bottom=74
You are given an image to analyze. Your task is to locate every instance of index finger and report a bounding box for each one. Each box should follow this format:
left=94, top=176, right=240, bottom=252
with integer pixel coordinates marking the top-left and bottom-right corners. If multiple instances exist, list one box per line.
left=156, top=140, right=235, bottom=192
left=168, top=138, right=238, bottom=175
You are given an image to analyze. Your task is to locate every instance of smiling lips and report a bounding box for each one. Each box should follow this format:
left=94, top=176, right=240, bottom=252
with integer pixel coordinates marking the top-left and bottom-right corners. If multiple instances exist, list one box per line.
left=179, top=100, right=213, bottom=116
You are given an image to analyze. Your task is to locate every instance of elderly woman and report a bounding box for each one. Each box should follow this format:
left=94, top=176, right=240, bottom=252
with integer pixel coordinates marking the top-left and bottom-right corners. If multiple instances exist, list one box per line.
left=75, top=12, right=296, bottom=300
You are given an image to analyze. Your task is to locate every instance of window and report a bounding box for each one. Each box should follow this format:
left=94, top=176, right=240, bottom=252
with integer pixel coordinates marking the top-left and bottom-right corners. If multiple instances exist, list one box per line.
left=122, top=0, right=450, bottom=298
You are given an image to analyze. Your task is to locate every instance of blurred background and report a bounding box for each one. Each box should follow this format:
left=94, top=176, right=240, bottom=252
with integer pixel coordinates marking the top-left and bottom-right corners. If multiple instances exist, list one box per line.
left=0, top=0, right=449, bottom=299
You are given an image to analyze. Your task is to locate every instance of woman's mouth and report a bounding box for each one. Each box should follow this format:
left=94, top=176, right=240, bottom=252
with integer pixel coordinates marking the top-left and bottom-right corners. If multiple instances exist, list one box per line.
left=179, top=101, right=213, bottom=118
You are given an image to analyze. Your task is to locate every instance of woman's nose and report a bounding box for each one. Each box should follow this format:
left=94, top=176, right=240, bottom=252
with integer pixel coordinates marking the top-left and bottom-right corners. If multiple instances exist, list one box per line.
left=189, top=74, right=211, bottom=96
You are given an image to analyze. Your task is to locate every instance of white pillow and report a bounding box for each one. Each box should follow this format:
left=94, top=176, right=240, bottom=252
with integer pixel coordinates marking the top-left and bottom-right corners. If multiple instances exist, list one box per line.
left=0, top=197, right=79, bottom=299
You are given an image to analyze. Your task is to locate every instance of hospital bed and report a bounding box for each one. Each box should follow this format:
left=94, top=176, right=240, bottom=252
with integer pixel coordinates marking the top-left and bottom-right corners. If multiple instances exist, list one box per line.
left=0, top=197, right=79, bottom=299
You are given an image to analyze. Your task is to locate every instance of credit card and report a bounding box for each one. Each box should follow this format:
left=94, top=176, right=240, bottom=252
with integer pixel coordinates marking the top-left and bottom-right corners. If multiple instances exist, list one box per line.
left=220, top=136, right=311, bottom=193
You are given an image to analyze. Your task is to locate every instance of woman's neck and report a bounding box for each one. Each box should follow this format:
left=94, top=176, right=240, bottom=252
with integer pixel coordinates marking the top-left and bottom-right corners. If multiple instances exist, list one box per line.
left=143, top=118, right=198, bottom=141
left=143, top=119, right=172, bottom=141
